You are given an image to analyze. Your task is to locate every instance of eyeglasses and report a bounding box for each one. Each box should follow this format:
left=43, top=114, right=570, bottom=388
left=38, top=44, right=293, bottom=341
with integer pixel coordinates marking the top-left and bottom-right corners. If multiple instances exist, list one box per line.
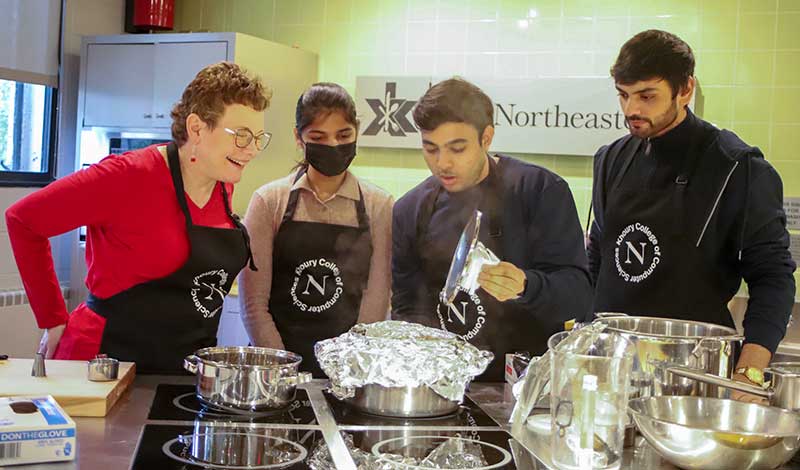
left=224, top=127, right=272, bottom=151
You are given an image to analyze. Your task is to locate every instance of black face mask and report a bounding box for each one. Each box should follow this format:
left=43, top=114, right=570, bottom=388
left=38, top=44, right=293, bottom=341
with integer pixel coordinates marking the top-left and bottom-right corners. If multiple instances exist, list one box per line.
left=303, top=142, right=357, bottom=177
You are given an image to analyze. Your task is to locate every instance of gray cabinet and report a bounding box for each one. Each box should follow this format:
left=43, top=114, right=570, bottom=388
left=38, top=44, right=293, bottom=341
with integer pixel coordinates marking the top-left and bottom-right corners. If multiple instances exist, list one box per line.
left=83, top=43, right=155, bottom=128
left=152, top=41, right=228, bottom=127
left=82, top=41, right=227, bottom=128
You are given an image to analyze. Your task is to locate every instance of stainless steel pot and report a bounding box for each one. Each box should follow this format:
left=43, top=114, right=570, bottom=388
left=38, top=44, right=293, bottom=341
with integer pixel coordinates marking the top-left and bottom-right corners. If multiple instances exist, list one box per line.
left=184, top=346, right=311, bottom=411
left=660, top=361, right=800, bottom=411
left=594, top=314, right=743, bottom=397
left=344, top=384, right=461, bottom=418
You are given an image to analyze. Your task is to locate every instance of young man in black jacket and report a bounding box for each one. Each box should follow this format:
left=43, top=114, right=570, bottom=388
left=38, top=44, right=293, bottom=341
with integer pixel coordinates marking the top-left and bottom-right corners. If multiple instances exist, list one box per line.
left=392, top=78, right=593, bottom=381
left=587, top=30, right=796, bottom=398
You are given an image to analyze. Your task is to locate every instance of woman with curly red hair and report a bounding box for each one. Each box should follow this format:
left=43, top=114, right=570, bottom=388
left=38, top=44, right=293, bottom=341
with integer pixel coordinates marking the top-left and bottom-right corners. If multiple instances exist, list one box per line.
left=6, top=62, right=272, bottom=373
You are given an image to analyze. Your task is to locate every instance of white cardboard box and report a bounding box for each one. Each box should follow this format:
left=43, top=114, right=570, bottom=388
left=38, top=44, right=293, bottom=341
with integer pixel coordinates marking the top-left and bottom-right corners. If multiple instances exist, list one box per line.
left=0, top=396, right=76, bottom=466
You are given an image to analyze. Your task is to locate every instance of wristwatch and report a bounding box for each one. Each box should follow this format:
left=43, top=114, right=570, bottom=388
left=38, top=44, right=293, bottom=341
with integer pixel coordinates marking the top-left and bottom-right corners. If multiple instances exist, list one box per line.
left=734, top=366, right=765, bottom=386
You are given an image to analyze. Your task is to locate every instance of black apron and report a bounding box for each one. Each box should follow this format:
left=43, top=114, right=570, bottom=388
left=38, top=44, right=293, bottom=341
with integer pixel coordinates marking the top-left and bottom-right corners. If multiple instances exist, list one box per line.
left=87, top=142, right=255, bottom=374
left=418, top=157, right=556, bottom=382
left=593, top=128, right=733, bottom=327
left=269, top=169, right=373, bottom=378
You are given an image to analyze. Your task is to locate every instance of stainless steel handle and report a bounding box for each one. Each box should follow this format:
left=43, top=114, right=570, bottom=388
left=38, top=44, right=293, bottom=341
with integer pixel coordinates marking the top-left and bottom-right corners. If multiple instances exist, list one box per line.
left=594, top=312, right=629, bottom=319
left=183, top=354, right=199, bottom=374
left=155, top=113, right=165, bottom=118
left=691, top=335, right=743, bottom=358
left=282, top=372, right=312, bottom=386
left=665, top=364, right=773, bottom=400
left=143, top=113, right=153, bottom=118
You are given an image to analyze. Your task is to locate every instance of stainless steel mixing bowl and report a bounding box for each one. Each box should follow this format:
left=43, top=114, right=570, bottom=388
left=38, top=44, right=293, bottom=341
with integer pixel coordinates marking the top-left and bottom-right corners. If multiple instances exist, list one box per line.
left=629, top=396, right=800, bottom=470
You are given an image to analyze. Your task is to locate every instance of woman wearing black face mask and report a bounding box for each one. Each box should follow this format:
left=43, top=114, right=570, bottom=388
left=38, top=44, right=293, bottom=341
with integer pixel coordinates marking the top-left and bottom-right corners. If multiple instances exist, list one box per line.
left=239, top=83, right=394, bottom=377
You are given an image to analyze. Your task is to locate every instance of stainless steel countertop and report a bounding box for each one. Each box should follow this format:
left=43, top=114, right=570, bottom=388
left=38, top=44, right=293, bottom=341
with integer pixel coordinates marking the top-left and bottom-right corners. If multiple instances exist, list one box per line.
left=9, top=377, right=800, bottom=470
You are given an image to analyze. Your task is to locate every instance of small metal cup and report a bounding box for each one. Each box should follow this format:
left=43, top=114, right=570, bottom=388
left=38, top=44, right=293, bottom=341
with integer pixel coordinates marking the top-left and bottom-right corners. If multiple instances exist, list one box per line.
left=87, top=355, right=119, bottom=381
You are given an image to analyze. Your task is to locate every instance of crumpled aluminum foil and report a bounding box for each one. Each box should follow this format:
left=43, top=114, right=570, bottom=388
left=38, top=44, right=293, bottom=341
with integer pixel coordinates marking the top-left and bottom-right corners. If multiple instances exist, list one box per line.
left=308, top=433, right=413, bottom=470
left=308, top=433, right=490, bottom=470
left=315, top=321, right=493, bottom=402
left=420, top=437, right=489, bottom=468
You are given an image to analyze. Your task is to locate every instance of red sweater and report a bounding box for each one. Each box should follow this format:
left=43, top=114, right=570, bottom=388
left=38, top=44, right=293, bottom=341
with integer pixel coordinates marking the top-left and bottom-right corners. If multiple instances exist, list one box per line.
left=6, top=145, right=234, bottom=359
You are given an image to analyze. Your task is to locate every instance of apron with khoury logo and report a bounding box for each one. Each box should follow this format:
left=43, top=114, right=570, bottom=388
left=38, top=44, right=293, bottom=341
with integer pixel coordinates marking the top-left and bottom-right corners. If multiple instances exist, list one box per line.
left=87, top=141, right=255, bottom=374
left=417, top=157, right=554, bottom=381
left=269, top=169, right=373, bottom=377
left=594, top=126, right=732, bottom=326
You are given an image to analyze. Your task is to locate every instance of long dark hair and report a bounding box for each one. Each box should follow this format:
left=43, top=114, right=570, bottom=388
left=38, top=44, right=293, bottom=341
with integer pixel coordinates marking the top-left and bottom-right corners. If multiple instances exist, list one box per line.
left=294, top=82, right=358, bottom=170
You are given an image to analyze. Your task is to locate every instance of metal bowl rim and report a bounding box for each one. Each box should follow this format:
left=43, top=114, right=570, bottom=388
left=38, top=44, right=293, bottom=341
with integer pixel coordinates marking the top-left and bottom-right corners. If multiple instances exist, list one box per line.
left=596, top=315, right=740, bottom=340
left=629, top=396, right=800, bottom=438
left=193, top=346, right=303, bottom=372
left=766, top=362, right=800, bottom=377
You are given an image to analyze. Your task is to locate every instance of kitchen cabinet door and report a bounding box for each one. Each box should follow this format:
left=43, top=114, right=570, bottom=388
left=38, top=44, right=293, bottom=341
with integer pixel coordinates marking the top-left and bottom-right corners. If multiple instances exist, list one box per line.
left=152, top=42, right=229, bottom=127
left=83, top=43, right=155, bottom=128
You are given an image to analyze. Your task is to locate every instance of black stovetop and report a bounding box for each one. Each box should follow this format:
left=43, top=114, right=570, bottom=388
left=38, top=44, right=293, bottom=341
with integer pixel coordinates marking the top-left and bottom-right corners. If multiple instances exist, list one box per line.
left=137, top=384, right=514, bottom=469
left=132, top=424, right=322, bottom=470
left=147, top=384, right=317, bottom=425
left=343, top=428, right=517, bottom=469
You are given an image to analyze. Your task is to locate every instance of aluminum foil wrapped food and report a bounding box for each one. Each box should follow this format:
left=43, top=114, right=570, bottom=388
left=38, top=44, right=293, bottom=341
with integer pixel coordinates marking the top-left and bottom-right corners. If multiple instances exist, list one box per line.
left=315, top=321, right=493, bottom=401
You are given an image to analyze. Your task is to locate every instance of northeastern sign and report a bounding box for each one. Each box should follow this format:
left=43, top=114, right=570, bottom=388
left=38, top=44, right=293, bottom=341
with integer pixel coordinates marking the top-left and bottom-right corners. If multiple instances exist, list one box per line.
left=355, top=76, right=688, bottom=157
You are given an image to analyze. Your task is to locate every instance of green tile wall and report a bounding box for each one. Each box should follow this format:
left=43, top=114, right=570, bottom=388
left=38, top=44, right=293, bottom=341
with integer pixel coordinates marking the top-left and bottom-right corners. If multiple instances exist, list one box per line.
left=174, top=0, right=800, bottom=288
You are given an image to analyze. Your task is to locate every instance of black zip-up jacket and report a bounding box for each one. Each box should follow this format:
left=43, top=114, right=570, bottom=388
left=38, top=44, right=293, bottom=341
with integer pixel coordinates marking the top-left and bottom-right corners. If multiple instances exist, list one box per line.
left=587, top=111, right=796, bottom=353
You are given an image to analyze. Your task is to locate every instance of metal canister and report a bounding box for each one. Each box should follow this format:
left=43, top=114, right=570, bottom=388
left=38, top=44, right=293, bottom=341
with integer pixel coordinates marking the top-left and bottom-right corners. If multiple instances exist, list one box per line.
left=87, top=355, right=119, bottom=381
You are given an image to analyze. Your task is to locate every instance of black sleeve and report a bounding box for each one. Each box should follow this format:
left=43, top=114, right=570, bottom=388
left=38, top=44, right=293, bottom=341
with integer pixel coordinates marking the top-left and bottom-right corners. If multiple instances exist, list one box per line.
left=512, top=180, right=594, bottom=324
left=390, top=197, right=437, bottom=327
left=739, top=164, right=797, bottom=354
left=587, top=146, right=607, bottom=286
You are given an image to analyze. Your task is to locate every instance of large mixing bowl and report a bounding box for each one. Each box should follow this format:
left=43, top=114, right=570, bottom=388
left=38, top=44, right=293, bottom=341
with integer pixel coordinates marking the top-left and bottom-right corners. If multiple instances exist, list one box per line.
left=629, top=396, right=800, bottom=470
left=184, top=346, right=311, bottom=411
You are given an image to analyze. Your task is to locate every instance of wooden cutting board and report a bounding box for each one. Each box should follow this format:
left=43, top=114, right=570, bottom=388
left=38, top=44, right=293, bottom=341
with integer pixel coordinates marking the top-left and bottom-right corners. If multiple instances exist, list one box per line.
left=0, top=358, right=136, bottom=417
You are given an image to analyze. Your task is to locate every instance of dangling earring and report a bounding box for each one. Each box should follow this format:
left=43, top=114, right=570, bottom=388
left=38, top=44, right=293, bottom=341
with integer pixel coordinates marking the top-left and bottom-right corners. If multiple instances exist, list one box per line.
left=190, top=145, right=197, bottom=163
